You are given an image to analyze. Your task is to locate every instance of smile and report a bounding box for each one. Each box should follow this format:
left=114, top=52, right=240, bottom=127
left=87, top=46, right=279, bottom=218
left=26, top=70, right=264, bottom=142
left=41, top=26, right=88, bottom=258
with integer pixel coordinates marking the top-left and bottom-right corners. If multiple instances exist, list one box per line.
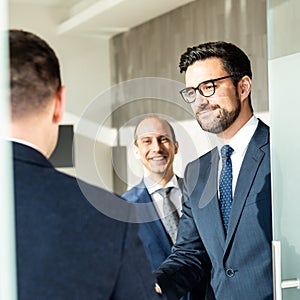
left=150, top=156, right=167, bottom=162
left=199, top=109, right=214, bottom=116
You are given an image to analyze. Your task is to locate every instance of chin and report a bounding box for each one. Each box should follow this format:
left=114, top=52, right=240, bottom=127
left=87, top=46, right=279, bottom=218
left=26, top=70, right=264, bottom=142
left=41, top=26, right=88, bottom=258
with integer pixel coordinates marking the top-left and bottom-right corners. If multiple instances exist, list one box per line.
left=151, top=168, right=167, bottom=176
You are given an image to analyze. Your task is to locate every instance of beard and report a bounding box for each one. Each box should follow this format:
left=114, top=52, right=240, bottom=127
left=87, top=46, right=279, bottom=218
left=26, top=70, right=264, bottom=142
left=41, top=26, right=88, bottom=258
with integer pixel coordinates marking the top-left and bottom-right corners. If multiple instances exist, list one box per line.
left=196, top=94, right=241, bottom=134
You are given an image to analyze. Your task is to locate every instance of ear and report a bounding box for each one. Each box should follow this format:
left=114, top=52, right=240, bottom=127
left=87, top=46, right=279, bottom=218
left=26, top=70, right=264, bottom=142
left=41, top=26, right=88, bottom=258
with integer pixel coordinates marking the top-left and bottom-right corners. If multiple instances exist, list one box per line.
left=134, top=144, right=141, bottom=159
left=174, top=141, right=179, bottom=154
left=238, top=76, right=252, bottom=101
left=52, top=86, right=66, bottom=124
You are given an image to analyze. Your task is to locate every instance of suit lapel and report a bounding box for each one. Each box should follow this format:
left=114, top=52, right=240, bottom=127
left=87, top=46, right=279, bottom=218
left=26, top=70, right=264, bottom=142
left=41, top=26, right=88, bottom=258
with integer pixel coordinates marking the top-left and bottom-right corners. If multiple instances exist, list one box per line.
left=176, top=177, right=186, bottom=208
left=136, top=182, right=172, bottom=249
left=225, top=120, right=269, bottom=250
left=134, top=183, right=159, bottom=220
left=177, top=177, right=184, bottom=192
left=194, top=148, right=226, bottom=248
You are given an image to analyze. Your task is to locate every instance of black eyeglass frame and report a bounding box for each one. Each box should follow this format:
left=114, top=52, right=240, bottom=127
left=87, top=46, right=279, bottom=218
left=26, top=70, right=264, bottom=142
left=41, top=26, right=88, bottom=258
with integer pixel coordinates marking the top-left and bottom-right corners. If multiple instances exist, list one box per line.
left=179, top=75, right=234, bottom=103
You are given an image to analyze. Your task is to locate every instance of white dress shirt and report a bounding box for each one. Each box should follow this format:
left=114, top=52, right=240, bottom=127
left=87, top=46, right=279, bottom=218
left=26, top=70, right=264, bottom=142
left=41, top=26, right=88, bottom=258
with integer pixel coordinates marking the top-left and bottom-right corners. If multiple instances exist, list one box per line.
left=144, top=175, right=183, bottom=219
left=8, top=138, right=38, bottom=150
left=217, top=115, right=259, bottom=196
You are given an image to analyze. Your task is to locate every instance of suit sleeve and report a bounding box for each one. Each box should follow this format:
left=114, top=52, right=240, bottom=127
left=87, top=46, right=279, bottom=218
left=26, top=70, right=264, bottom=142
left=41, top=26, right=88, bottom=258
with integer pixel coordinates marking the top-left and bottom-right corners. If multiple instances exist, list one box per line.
left=111, top=221, right=163, bottom=300
left=154, top=168, right=211, bottom=299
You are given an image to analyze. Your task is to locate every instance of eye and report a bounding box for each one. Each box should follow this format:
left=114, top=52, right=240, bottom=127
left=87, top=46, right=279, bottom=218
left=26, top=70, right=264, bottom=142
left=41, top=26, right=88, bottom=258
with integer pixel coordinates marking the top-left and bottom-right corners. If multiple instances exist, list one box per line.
left=159, top=136, right=169, bottom=143
left=201, top=82, right=214, bottom=93
left=186, top=88, right=196, bottom=98
left=141, top=138, right=151, bottom=145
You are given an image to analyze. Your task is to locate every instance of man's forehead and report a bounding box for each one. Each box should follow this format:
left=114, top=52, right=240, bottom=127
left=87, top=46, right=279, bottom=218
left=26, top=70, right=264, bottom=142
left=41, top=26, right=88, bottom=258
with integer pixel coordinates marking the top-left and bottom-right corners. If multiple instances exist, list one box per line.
left=137, top=131, right=171, bottom=139
left=185, top=57, right=223, bottom=86
left=136, top=118, right=171, bottom=137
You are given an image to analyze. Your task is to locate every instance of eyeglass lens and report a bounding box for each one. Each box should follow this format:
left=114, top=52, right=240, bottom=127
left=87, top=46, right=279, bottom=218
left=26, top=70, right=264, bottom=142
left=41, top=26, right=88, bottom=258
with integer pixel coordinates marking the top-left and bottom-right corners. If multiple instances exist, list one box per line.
left=180, top=75, right=233, bottom=103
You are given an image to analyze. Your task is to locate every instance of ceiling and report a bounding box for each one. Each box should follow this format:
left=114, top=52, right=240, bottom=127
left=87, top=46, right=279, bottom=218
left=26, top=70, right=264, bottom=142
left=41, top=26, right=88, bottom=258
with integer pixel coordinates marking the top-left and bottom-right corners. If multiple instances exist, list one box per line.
left=11, top=0, right=196, bottom=38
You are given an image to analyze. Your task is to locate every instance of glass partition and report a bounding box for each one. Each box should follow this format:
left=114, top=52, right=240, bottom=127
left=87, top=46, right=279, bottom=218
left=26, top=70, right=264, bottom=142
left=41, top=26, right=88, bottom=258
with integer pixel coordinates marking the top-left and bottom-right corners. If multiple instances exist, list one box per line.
left=268, top=0, right=300, bottom=299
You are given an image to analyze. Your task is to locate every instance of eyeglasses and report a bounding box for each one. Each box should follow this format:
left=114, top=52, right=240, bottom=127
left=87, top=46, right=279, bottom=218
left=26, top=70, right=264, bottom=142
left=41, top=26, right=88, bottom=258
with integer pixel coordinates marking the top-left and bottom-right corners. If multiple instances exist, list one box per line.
left=179, top=75, right=234, bottom=103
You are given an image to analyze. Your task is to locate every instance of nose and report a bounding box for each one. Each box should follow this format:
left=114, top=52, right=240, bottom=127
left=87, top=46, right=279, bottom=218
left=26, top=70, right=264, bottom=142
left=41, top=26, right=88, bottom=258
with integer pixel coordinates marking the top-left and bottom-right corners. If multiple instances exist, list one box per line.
left=151, top=138, right=162, bottom=151
left=194, top=90, right=209, bottom=105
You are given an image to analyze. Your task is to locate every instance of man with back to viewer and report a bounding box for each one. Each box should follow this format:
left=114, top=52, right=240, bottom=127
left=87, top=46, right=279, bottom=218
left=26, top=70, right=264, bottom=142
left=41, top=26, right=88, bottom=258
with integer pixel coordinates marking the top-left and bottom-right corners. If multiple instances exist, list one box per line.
left=9, top=29, right=162, bottom=300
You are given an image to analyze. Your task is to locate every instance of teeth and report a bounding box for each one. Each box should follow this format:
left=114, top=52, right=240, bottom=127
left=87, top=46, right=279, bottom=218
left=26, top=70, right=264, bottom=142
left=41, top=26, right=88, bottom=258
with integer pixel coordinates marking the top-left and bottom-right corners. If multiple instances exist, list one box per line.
left=152, top=157, right=164, bottom=161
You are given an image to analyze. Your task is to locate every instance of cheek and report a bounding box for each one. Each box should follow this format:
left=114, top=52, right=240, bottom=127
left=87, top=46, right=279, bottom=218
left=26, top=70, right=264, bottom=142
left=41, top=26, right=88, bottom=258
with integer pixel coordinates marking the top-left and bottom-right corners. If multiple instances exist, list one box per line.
left=140, top=148, right=151, bottom=161
left=167, top=147, right=176, bottom=159
left=135, top=146, right=147, bottom=160
left=190, top=102, right=198, bottom=112
left=216, top=93, right=237, bottom=110
left=223, top=87, right=239, bottom=107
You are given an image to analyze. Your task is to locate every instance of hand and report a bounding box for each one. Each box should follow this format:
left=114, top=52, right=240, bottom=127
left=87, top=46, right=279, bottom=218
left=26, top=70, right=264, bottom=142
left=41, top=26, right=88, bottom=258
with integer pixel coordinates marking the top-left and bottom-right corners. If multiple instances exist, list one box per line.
left=155, top=283, right=162, bottom=294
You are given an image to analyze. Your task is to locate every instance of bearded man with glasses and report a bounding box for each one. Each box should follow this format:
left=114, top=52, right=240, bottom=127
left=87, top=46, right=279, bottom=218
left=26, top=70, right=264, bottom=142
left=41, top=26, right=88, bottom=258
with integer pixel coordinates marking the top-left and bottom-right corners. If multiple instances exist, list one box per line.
left=154, top=41, right=272, bottom=300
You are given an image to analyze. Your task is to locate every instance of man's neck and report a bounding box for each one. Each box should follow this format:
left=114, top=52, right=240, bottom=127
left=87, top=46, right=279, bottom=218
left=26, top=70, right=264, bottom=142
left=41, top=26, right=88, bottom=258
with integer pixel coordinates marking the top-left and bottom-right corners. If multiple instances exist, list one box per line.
left=217, top=113, right=253, bottom=143
left=147, top=172, right=174, bottom=187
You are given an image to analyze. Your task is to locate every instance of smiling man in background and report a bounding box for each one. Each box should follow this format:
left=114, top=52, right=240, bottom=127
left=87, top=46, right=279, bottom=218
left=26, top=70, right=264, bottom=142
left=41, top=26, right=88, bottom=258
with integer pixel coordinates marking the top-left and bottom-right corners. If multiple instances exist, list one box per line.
left=123, top=115, right=206, bottom=299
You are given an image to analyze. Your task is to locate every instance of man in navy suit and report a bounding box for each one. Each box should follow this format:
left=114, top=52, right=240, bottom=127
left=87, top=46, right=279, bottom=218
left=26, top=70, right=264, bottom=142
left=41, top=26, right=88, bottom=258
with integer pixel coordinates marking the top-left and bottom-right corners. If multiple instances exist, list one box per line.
left=155, top=41, right=273, bottom=299
left=123, top=116, right=182, bottom=272
left=9, top=29, right=161, bottom=300
left=123, top=116, right=207, bottom=299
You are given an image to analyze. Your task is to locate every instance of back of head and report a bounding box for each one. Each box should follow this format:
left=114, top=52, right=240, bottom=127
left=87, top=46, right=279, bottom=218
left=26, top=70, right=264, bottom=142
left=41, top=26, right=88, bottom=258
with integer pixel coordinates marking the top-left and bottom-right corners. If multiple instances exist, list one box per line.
left=9, top=29, right=61, bottom=120
left=179, top=41, right=252, bottom=86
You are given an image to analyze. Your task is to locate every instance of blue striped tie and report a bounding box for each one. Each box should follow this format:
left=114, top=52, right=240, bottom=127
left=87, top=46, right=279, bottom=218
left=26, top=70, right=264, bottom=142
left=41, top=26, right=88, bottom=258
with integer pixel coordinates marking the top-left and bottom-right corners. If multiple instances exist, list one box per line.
left=219, top=145, right=234, bottom=233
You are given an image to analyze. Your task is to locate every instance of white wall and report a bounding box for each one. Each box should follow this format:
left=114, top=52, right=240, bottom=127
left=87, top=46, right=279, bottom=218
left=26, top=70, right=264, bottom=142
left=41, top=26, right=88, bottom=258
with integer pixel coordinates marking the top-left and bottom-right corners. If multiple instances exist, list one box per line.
left=8, top=2, right=114, bottom=190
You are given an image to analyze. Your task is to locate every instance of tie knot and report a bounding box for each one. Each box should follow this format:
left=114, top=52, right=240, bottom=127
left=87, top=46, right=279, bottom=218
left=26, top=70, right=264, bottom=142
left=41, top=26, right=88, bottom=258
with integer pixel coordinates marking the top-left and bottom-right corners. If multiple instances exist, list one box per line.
left=221, top=145, right=234, bottom=159
left=157, top=187, right=172, bottom=198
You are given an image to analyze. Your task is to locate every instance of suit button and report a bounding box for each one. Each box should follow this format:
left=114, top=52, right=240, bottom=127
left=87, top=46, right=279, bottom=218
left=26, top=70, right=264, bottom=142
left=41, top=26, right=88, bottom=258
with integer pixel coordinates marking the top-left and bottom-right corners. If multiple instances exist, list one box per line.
left=225, top=268, right=235, bottom=277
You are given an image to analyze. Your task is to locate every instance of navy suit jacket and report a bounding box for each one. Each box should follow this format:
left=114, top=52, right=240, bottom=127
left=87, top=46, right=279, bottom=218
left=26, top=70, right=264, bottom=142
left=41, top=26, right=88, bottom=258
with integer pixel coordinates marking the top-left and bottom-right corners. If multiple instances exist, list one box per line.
left=122, top=180, right=175, bottom=272
left=13, top=142, right=162, bottom=300
left=155, top=120, right=273, bottom=300
left=123, top=179, right=208, bottom=300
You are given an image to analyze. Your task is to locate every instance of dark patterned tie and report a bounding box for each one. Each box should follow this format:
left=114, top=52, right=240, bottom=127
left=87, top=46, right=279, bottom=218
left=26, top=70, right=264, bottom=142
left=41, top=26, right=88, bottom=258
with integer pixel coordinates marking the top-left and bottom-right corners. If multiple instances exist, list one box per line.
left=157, top=187, right=179, bottom=244
left=219, top=145, right=234, bottom=233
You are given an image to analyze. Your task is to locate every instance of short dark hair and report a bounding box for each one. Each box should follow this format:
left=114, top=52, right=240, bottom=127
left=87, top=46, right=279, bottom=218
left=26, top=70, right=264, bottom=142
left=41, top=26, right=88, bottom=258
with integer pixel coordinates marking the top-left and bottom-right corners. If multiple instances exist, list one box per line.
left=179, top=41, right=252, bottom=111
left=179, top=41, right=252, bottom=84
left=9, top=29, right=62, bottom=119
left=134, top=115, right=177, bottom=145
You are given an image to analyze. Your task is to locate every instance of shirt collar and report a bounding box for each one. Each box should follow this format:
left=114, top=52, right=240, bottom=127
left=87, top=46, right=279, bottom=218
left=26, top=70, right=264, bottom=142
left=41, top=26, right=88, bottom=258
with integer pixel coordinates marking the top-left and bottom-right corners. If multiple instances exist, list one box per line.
left=217, top=115, right=258, bottom=155
left=8, top=138, right=38, bottom=150
left=144, top=174, right=179, bottom=195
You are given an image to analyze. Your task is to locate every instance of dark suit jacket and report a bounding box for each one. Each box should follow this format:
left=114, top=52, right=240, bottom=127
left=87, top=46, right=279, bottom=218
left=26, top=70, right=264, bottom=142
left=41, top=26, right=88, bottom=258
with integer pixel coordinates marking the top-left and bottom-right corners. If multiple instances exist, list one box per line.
left=155, top=120, right=273, bottom=300
left=123, top=179, right=208, bottom=300
left=122, top=180, right=175, bottom=272
left=13, top=142, right=162, bottom=300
